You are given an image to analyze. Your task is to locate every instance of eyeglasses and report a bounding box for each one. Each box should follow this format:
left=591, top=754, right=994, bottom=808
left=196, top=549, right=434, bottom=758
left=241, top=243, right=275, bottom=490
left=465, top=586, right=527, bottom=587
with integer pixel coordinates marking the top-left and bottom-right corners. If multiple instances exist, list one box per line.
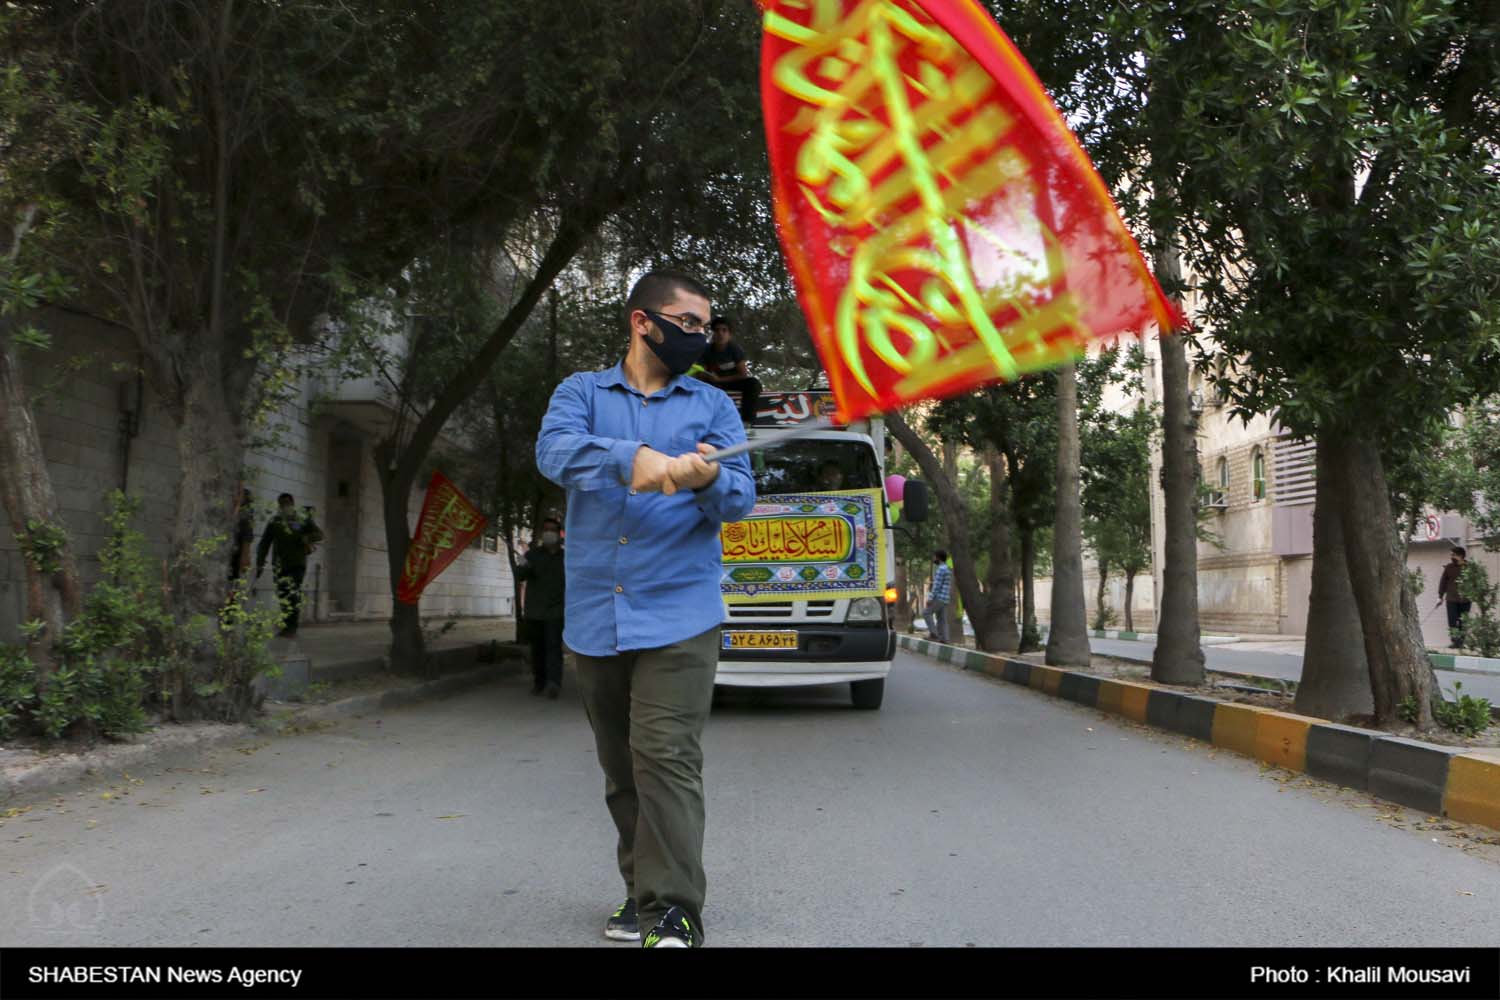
left=646, top=310, right=710, bottom=335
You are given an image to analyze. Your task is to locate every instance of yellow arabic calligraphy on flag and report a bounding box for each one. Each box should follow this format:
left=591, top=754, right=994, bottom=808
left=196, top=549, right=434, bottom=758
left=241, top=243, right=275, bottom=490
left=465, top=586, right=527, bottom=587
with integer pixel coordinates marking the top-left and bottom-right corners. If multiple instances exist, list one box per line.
left=397, top=471, right=487, bottom=605
left=760, top=0, right=1179, bottom=421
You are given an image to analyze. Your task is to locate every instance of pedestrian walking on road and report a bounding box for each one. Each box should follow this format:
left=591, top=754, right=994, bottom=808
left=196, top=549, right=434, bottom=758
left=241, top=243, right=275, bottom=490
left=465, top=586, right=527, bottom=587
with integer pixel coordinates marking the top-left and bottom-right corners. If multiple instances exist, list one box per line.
left=536, top=268, right=755, bottom=948
left=1438, top=546, right=1473, bottom=649
left=255, top=493, right=323, bottom=637
left=515, top=516, right=566, bottom=699
left=925, top=549, right=953, bottom=643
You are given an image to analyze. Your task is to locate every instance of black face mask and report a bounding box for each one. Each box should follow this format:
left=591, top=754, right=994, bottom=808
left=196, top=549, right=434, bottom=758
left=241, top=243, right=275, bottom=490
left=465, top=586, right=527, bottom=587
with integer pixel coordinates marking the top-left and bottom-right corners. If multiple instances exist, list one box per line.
left=644, top=313, right=710, bottom=376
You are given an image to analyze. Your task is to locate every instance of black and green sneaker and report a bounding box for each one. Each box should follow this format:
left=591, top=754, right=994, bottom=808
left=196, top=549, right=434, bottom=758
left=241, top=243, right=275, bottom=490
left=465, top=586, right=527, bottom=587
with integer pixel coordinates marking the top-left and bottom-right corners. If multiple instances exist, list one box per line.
left=642, top=906, right=700, bottom=948
left=604, top=898, right=640, bottom=942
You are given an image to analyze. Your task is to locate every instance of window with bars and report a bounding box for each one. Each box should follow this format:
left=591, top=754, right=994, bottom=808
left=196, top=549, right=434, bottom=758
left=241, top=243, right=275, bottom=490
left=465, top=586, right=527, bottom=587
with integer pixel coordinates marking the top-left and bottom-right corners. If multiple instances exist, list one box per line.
left=1208, top=457, right=1229, bottom=508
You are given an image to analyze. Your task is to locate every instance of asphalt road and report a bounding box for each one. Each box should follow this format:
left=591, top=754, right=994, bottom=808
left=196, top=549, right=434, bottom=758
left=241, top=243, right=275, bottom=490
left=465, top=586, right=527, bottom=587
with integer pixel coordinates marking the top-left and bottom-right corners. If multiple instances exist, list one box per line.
left=3, top=651, right=1499, bottom=948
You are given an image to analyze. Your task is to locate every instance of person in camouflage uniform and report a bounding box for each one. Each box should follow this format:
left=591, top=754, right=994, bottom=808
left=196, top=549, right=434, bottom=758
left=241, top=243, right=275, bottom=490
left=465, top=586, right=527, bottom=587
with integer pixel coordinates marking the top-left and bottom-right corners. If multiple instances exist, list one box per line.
left=255, top=492, right=324, bottom=637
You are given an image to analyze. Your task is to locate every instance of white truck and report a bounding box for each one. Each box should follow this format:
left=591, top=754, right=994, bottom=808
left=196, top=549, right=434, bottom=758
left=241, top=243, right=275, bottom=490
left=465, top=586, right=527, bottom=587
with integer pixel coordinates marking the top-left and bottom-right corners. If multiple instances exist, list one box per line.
left=715, top=391, right=928, bottom=710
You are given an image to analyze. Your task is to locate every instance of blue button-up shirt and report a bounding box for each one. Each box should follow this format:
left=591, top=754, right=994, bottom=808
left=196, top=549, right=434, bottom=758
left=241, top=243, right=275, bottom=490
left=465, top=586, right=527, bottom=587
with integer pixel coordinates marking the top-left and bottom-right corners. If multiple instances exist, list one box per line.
left=930, top=563, right=953, bottom=604
left=536, top=361, right=756, bottom=657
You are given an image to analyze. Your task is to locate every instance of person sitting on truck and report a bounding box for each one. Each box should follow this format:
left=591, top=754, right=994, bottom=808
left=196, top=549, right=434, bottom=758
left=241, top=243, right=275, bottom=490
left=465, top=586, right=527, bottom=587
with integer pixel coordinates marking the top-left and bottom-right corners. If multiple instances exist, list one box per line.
left=816, top=460, right=845, bottom=491
left=696, top=316, right=761, bottom=424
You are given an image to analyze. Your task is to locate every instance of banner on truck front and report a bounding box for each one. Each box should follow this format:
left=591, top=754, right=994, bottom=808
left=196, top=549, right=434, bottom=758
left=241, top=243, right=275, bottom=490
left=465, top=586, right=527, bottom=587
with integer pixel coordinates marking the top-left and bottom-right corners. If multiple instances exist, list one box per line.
left=720, top=488, right=887, bottom=604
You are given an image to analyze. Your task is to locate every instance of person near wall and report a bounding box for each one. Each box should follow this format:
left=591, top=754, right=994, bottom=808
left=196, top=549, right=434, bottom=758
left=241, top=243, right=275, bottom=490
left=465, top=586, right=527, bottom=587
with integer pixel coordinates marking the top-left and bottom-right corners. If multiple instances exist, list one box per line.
left=229, top=488, right=256, bottom=584
left=694, top=316, right=761, bottom=424
left=925, top=549, right=953, bottom=643
left=255, top=493, right=323, bottom=638
left=536, top=268, right=755, bottom=948
left=515, top=515, right=567, bottom=699
left=1437, top=546, right=1473, bottom=649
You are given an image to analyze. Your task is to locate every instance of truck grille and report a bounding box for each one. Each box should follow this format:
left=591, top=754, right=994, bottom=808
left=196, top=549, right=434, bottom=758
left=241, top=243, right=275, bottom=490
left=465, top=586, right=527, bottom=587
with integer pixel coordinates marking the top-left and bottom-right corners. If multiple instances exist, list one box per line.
left=727, top=601, right=836, bottom=619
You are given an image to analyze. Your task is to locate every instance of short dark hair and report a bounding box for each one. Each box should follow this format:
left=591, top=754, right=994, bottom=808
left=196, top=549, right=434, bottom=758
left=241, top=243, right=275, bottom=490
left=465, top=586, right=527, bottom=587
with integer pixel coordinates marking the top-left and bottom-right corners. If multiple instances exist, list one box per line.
left=934, top=549, right=948, bottom=562
left=541, top=516, right=561, bottom=531
left=1454, top=546, right=1467, bottom=557
left=278, top=492, right=294, bottom=504
left=625, top=269, right=711, bottom=327
left=710, top=315, right=731, bottom=331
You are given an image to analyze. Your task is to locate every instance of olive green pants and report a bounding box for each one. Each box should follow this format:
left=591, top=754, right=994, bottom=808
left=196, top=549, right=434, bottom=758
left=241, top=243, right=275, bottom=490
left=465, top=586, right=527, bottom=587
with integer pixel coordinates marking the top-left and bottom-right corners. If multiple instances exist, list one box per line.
left=573, top=626, right=719, bottom=940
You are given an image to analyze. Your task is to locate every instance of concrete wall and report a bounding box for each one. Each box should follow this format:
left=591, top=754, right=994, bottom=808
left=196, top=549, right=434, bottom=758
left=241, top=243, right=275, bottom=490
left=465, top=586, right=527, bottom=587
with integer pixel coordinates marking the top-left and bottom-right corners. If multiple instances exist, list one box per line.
left=0, top=312, right=181, bottom=638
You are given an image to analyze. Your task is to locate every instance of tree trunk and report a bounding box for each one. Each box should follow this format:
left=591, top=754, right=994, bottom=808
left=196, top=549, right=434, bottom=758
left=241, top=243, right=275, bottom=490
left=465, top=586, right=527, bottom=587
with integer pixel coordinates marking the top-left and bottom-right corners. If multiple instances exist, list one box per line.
left=0, top=212, right=81, bottom=674
left=1151, top=245, right=1205, bottom=683
left=1294, top=430, right=1374, bottom=720
left=1331, top=431, right=1438, bottom=727
left=1124, top=569, right=1136, bottom=633
left=375, top=439, right=427, bottom=674
left=167, top=359, right=246, bottom=621
left=377, top=209, right=603, bottom=668
left=0, top=325, right=82, bottom=674
left=1045, top=362, right=1090, bottom=667
left=1019, top=526, right=1039, bottom=651
left=1094, top=561, right=1109, bottom=630
left=885, top=410, right=1002, bottom=651
left=979, top=449, right=1019, bottom=652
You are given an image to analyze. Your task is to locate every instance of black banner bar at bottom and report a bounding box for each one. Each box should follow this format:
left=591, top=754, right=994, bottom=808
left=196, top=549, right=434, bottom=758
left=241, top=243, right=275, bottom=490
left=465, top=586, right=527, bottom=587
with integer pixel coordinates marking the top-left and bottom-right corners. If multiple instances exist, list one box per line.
left=2, top=947, right=1496, bottom=1000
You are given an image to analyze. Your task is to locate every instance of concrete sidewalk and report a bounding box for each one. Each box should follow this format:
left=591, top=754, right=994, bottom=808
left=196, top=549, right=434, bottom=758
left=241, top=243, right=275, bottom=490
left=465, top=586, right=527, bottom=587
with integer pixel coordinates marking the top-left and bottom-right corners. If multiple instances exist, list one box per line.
left=287, top=616, right=518, bottom=674
left=260, top=616, right=519, bottom=698
left=1089, top=636, right=1500, bottom=707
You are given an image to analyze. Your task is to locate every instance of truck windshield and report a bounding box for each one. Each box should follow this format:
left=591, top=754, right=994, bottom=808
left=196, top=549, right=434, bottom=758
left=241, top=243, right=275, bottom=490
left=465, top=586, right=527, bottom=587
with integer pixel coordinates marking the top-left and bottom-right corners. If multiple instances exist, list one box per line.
left=749, top=440, right=882, bottom=495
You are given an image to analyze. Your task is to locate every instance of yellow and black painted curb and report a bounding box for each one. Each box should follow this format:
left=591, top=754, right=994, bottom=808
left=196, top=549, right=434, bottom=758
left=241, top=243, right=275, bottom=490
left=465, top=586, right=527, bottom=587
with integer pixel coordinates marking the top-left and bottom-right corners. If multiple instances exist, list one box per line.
left=899, top=634, right=1500, bottom=834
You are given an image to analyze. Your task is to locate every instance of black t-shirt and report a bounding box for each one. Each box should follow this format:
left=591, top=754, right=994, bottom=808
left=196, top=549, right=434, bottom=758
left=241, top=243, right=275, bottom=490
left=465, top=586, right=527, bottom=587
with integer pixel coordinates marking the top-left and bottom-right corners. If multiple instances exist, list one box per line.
left=701, top=340, right=746, bottom=378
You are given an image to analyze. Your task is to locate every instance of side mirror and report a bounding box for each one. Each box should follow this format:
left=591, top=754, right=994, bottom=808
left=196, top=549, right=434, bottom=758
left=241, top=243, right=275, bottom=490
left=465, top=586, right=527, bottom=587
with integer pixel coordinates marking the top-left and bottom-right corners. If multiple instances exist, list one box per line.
left=902, top=479, right=930, bottom=524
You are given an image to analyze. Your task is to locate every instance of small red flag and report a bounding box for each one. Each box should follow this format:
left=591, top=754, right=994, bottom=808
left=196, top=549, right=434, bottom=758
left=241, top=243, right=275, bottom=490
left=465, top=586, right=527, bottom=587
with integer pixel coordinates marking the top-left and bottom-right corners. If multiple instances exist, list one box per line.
left=396, top=472, right=487, bottom=605
left=761, top=0, right=1180, bottom=421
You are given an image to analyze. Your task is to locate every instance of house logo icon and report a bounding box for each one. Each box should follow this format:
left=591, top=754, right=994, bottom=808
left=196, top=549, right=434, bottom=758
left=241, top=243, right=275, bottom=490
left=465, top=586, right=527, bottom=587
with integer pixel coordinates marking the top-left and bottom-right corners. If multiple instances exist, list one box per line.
left=28, top=863, right=104, bottom=933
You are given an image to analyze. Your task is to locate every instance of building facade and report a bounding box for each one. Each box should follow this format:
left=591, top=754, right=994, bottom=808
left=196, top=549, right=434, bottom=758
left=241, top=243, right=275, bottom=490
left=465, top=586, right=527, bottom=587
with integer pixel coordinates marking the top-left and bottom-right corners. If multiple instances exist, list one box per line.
left=0, top=310, right=514, bottom=643
left=1138, top=338, right=1494, bottom=646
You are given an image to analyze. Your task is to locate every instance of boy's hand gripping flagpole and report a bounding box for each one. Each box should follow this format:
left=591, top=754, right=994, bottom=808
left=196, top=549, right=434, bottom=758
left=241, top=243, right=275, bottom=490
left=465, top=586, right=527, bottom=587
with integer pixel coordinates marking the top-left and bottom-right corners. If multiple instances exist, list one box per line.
left=700, top=414, right=840, bottom=464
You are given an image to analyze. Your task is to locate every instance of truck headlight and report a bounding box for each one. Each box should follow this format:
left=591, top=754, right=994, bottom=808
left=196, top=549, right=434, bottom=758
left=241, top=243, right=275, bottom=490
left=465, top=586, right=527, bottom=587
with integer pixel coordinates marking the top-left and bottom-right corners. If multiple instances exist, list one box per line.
left=847, top=597, right=883, bottom=623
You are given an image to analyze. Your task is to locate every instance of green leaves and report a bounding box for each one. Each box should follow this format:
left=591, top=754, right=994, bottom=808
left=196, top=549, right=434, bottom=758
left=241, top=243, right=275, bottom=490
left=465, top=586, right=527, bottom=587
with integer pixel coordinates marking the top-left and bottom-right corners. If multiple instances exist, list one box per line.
left=1140, top=0, right=1500, bottom=449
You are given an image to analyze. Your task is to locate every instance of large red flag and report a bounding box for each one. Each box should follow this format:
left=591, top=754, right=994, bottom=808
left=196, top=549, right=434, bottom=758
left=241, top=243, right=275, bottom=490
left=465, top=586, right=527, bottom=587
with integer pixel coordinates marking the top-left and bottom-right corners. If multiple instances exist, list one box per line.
left=397, top=472, right=487, bottom=605
left=761, top=0, right=1180, bottom=421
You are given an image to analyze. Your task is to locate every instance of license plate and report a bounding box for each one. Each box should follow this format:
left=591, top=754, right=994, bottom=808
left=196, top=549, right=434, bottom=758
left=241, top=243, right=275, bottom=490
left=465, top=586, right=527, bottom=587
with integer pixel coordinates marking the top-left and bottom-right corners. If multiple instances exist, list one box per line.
left=722, top=630, right=799, bottom=650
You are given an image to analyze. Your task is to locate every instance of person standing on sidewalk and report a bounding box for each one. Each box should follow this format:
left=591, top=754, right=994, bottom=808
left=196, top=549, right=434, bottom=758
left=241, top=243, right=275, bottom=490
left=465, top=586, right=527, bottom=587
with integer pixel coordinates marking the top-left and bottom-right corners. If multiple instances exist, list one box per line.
left=1437, top=546, right=1473, bottom=649
left=925, top=549, right=953, bottom=643
left=515, top=516, right=566, bottom=698
left=536, top=268, right=755, bottom=948
left=255, top=494, right=323, bottom=637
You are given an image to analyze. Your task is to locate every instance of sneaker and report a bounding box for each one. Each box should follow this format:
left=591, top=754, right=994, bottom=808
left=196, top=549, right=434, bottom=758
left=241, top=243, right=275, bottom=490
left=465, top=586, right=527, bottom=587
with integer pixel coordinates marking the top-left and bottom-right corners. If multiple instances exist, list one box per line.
left=604, top=898, right=640, bottom=942
left=642, top=905, right=700, bottom=948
